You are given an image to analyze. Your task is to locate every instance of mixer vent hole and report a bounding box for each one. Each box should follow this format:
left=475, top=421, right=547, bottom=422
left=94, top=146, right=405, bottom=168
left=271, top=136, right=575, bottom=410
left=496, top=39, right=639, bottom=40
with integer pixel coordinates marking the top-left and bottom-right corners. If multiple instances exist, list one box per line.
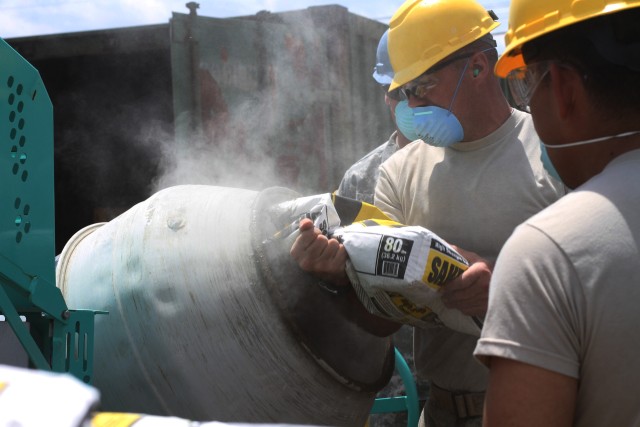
left=83, top=334, right=88, bottom=370
left=6, top=77, right=27, bottom=159
left=10, top=140, right=28, bottom=177
left=13, top=199, right=31, bottom=243
left=65, top=322, right=83, bottom=371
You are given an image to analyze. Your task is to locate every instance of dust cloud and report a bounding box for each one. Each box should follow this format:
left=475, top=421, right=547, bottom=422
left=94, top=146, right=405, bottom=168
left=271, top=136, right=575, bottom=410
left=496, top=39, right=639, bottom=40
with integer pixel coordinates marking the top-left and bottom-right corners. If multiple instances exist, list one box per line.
left=149, top=8, right=389, bottom=198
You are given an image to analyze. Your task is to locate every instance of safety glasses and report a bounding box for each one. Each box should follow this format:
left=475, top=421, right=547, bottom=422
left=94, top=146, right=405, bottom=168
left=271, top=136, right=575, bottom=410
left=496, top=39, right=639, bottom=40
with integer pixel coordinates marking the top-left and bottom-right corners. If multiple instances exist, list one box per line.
left=506, top=61, right=553, bottom=113
left=398, top=51, right=478, bottom=100
left=399, top=75, right=440, bottom=99
left=382, top=85, right=407, bottom=101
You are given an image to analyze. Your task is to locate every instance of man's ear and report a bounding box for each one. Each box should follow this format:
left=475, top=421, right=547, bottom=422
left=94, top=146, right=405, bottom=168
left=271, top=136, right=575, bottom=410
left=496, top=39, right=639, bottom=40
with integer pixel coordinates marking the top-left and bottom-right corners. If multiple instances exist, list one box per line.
left=548, top=63, right=586, bottom=121
left=470, top=51, right=489, bottom=79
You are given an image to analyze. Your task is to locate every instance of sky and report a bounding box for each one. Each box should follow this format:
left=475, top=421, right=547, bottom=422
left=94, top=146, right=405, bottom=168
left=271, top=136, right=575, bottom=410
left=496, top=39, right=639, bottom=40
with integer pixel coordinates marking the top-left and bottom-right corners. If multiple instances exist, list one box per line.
left=0, top=0, right=511, bottom=48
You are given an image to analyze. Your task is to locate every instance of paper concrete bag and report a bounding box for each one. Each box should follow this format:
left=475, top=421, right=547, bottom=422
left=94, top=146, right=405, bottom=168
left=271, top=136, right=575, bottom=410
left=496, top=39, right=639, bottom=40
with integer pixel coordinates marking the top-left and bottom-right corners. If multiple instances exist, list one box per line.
left=332, top=219, right=483, bottom=337
left=270, top=193, right=341, bottom=243
left=276, top=194, right=482, bottom=337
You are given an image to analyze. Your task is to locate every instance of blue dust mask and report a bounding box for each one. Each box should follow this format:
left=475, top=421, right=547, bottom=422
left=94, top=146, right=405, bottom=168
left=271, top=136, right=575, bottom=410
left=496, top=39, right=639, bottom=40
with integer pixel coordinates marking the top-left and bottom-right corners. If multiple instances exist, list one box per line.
left=539, top=141, right=562, bottom=182
left=409, top=58, right=471, bottom=147
left=412, top=107, right=464, bottom=147
left=394, top=100, right=420, bottom=142
left=540, top=130, right=640, bottom=186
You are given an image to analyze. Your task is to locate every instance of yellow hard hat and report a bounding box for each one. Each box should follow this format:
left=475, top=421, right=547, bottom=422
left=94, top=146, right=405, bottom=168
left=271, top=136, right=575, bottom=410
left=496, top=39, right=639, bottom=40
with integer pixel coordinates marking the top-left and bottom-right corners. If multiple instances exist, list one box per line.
left=388, top=0, right=500, bottom=90
left=496, top=0, right=640, bottom=77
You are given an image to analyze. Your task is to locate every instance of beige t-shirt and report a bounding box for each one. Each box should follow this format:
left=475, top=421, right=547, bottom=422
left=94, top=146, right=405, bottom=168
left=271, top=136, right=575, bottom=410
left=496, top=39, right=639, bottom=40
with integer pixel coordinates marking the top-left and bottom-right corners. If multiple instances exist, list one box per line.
left=475, top=149, right=640, bottom=425
left=375, top=109, right=566, bottom=391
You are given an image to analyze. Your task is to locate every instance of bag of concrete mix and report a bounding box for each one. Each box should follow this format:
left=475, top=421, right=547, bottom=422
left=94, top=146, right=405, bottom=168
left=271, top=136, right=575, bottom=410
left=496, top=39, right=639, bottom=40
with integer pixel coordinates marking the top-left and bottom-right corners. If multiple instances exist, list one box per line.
left=270, top=193, right=342, bottom=242
left=271, top=193, right=392, bottom=239
left=276, top=194, right=482, bottom=336
left=332, top=219, right=482, bottom=337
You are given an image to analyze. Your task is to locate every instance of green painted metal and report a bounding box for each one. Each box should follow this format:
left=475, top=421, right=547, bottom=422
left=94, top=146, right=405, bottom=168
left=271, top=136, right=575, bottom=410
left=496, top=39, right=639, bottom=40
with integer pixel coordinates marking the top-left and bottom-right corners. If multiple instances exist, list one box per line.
left=370, top=347, right=420, bottom=427
left=0, top=36, right=101, bottom=384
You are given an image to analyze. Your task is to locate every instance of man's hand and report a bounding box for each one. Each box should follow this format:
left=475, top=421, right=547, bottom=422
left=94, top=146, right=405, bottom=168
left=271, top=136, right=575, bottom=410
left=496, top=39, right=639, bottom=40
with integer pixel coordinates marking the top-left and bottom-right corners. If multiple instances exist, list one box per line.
left=290, top=218, right=350, bottom=287
left=289, top=218, right=401, bottom=336
left=439, top=245, right=492, bottom=317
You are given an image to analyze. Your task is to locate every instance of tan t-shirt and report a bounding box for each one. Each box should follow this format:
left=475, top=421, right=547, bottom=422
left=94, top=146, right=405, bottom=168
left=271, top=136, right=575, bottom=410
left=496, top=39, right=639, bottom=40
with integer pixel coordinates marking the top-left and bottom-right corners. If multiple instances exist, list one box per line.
left=475, top=149, right=640, bottom=425
left=375, top=109, right=566, bottom=391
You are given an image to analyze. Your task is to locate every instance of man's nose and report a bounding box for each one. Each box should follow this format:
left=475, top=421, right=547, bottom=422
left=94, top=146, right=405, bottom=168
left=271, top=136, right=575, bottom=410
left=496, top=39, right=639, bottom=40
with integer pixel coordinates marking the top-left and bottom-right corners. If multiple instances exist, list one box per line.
left=407, top=94, right=428, bottom=108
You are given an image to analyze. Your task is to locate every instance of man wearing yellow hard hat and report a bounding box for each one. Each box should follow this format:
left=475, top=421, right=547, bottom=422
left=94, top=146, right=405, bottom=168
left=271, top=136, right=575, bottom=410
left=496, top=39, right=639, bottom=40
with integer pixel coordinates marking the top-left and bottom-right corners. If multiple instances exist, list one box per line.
left=375, top=1, right=565, bottom=425
left=474, top=1, right=640, bottom=425
left=292, top=0, right=566, bottom=426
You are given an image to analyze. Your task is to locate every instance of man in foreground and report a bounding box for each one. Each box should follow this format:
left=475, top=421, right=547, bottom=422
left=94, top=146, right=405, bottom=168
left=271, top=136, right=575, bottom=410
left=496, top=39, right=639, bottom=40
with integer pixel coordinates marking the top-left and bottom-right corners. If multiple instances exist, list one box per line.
left=474, top=1, right=640, bottom=425
left=293, top=1, right=566, bottom=425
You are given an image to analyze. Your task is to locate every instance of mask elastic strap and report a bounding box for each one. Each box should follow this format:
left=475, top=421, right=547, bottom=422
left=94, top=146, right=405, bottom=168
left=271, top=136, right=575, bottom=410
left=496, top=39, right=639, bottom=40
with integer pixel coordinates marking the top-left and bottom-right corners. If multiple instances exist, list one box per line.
left=447, top=59, right=470, bottom=114
left=446, top=47, right=493, bottom=114
left=542, top=130, right=640, bottom=149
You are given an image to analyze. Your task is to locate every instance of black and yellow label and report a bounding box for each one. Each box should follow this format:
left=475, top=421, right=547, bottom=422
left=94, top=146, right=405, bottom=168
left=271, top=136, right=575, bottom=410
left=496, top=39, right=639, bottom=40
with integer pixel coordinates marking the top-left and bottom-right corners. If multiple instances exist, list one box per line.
left=423, top=239, right=468, bottom=290
left=388, top=292, right=433, bottom=319
left=376, top=235, right=413, bottom=279
left=331, top=194, right=392, bottom=225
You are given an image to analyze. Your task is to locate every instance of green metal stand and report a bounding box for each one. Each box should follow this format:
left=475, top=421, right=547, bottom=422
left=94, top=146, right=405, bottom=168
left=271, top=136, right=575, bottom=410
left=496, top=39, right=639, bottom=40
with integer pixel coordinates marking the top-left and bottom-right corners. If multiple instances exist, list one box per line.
left=0, top=37, right=101, bottom=384
left=370, top=347, right=420, bottom=427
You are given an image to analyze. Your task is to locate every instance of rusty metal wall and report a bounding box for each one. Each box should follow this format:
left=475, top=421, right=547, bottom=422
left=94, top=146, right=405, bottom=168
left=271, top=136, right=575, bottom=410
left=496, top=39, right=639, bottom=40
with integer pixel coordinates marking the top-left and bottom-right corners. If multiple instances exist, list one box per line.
left=169, top=6, right=390, bottom=194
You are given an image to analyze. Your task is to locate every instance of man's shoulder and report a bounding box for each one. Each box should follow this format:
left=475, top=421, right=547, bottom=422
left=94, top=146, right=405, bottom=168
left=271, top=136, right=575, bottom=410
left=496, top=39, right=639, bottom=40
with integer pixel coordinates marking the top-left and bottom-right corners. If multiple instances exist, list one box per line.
left=361, top=139, right=397, bottom=161
left=510, top=109, right=538, bottom=140
left=346, top=138, right=398, bottom=172
left=379, top=139, right=427, bottom=170
left=519, top=188, right=605, bottom=250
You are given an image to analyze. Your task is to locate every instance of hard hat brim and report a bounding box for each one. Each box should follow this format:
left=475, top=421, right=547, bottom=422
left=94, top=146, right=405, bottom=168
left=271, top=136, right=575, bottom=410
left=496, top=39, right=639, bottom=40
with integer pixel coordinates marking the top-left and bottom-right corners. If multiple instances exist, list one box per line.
left=495, top=50, right=525, bottom=78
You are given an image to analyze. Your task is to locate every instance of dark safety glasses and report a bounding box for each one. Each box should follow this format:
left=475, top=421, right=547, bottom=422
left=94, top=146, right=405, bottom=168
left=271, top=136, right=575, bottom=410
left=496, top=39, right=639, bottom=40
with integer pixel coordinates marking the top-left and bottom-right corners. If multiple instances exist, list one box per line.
left=382, top=85, right=406, bottom=101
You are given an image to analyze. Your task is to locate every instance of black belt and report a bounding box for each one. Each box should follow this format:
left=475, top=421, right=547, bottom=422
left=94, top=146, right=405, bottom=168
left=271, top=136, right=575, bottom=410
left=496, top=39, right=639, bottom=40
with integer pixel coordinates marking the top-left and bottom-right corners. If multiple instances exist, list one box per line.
left=429, top=383, right=484, bottom=419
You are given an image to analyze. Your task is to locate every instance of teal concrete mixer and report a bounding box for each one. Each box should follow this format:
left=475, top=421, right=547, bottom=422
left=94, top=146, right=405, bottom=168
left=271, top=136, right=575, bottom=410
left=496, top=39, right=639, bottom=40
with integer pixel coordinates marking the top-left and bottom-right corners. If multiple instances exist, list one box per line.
left=0, top=37, right=101, bottom=383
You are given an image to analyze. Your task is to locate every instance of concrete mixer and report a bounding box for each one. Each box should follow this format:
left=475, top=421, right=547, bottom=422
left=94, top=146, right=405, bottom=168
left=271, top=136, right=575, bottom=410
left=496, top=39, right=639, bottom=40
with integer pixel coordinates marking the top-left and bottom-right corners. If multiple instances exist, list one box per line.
left=55, top=184, right=394, bottom=425
left=0, top=28, right=395, bottom=427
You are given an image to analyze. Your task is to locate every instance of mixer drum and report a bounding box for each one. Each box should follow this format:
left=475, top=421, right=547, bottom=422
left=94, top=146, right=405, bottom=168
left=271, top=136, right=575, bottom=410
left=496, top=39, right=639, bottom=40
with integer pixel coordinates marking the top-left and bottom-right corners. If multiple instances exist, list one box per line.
left=56, top=185, right=394, bottom=425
